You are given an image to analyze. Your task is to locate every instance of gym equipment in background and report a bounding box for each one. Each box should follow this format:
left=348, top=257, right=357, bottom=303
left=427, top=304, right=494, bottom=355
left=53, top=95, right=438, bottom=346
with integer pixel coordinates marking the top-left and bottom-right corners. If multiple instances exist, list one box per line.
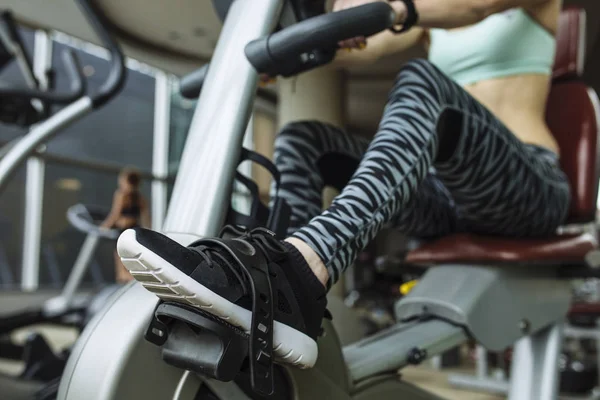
left=41, top=203, right=120, bottom=319
left=0, top=0, right=125, bottom=397
left=0, top=0, right=125, bottom=194
left=0, top=10, right=46, bottom=128
left=0, top=8, right=87, bottom=162
left=0, top=205, right=121, bottom=333
left=0, top=204, right=122, bottom=381
left=57, top=2, right=600, bottom=400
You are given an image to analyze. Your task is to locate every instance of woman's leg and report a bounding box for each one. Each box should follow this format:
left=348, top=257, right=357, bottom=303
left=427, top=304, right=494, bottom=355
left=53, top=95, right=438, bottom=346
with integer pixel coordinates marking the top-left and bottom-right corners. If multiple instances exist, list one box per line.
left=269, top=121, right=371, bottom=234
left=117, top=59, right=569, bottom=365
left=435, top=111, right=570, bottom=235
left=271, top=121, right=456, bottom=237
left=270, top=120, right=459, bottom=238
left=291, top=59, right=570, bottom=287
left=271, top=119, right=461, bottom=284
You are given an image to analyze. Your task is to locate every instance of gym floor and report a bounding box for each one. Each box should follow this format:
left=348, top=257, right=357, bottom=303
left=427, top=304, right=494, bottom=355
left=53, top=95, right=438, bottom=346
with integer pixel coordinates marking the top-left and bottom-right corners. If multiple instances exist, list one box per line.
left=0, top=325, right=503, bottom=400
left=403, top=367, right=503, bottom=400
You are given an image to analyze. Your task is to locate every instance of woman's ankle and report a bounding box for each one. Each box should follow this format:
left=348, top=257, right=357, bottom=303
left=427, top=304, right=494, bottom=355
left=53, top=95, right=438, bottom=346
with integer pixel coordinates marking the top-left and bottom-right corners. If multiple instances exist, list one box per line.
left=285, top=237, right=329, bottom=288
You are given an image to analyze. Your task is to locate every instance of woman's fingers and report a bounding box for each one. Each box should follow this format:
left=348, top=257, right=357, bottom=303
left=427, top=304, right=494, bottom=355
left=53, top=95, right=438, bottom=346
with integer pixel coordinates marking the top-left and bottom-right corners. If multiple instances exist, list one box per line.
left=339, top=36, right=367, bottom=50
left=259, top=74, right=277, bottom=87
left=333, top=0, right=371, bottom=50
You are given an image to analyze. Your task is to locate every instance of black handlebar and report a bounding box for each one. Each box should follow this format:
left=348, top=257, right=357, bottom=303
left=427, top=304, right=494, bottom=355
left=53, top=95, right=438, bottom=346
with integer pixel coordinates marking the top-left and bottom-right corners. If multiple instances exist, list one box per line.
left=0, top=50, right=85, bottom=103
left=0, top=0, right=126, bottom=108
left=245, top=2, right=395, bottom=77
left=75, top=0, right=126, bottom=108
left=0, top=11, right=37, bottom=86
left=179, top=64, right=210, bottom=99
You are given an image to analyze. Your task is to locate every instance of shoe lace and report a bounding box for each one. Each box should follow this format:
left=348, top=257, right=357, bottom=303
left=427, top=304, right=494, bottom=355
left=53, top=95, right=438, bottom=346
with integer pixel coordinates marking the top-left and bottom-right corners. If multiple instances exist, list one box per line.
left=189, top=243, right=251, bottom=293
left=188, top=226, right=288, bottom=295
left=220, top=225, right=288, bottom=263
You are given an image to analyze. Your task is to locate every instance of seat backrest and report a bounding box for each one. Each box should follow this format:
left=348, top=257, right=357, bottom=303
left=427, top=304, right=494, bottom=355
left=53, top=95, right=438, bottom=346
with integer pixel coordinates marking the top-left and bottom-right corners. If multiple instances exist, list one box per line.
left=546, top=7, right=600, bottom=224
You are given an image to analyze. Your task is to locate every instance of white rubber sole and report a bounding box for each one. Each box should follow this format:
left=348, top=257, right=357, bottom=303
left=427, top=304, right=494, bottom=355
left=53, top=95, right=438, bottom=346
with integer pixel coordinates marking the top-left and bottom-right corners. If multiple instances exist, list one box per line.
left=117, top=229, right=318, bottom=369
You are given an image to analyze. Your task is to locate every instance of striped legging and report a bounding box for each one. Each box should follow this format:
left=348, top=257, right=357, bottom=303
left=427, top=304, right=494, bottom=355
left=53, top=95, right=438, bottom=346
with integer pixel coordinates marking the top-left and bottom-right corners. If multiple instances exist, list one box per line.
left=270, top=59, right=570, bottom=288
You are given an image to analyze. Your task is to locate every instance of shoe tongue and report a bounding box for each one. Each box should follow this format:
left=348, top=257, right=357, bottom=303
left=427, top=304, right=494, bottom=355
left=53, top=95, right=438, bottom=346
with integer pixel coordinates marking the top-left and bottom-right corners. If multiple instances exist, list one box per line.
left=196, top=241, right=254, bottom=294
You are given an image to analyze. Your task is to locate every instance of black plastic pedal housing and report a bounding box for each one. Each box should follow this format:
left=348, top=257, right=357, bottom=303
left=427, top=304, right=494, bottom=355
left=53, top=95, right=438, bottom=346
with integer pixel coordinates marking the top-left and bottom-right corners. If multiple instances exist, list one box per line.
left=146, top=302, right=249, bottom=382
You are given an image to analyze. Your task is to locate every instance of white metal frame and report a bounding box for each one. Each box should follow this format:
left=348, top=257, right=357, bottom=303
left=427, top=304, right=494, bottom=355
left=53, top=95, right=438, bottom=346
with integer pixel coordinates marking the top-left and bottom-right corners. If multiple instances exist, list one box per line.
left=151, top=71, right=171, bottom=231
left=20, top=30, right=52, bottom=290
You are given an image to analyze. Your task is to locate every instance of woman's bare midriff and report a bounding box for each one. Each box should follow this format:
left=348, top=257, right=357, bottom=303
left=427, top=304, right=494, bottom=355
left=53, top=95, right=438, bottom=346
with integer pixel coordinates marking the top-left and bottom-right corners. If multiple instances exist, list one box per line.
left=463, top=73, right=559, bottom=154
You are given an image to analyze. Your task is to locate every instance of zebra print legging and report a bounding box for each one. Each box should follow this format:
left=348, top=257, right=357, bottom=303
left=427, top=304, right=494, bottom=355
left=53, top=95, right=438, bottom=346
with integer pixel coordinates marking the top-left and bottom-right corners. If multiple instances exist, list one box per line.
left=270, top=59, right=571, bottom=288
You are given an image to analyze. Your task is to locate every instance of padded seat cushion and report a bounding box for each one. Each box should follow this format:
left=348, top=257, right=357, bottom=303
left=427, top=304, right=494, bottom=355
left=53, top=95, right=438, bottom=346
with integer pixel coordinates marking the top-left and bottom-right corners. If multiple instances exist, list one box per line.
left=569, top=302, right=600, bottom=316
left=405, top=233, right=597, bottom=265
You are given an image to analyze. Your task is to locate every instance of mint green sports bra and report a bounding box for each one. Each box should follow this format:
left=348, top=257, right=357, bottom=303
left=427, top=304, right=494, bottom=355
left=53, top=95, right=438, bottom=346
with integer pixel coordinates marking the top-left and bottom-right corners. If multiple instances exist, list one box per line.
left=428, top=9, right=556, bottom=85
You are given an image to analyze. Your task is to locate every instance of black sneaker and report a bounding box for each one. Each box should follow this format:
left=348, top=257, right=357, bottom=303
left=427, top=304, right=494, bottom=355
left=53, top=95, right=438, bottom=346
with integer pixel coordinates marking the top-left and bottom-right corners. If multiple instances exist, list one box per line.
left=117, top=226, right=327, bottom=368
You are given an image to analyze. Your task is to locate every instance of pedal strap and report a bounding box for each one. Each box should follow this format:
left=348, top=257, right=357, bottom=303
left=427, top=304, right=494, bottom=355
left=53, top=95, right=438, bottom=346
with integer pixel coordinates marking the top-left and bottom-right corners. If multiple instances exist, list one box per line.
left=230, top=148, right=291, bottom=238
left=200, top=237, right=275, bottom=396
left=240, top=148, right=282, bottom=190
left=231, top=171, right=270, bottom=229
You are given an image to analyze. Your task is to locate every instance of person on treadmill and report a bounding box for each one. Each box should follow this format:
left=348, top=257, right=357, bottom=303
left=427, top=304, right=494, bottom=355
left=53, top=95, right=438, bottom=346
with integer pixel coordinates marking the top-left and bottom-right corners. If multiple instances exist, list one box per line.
left=117, top=0, right=569, bottom=368
left=101, top=167, right=150, bottom=283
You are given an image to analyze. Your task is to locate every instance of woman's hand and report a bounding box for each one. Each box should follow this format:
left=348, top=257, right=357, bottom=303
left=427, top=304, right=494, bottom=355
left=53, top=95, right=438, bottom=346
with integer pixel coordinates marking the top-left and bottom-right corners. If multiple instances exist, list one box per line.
left=333, top=0, right=376, bottom=49
left=259, top=74, right=276, bottom=87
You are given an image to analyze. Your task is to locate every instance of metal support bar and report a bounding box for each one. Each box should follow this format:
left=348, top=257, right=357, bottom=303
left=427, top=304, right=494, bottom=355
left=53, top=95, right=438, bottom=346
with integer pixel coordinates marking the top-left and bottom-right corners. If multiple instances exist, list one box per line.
left=163, top=0, right=283, bottom=238
left=0, top=97, right=93, bottom=192
left=476, top=345, right=487, bottom=378
left=508, top=323, right=564, bottom=400
left=33, top=31, right=53, bottom=89
left=42, top=151, right=173, bottom=182
left=0, top=137, right=171, bottom=181
left=60, top=234, right=99, bottom=305
left=21, top=155, right=45, bottom=290
left=344, top=320, right=467, bottom=383
left=43, top=233, right=100, bottom=314
left=20, top=30, right=53, bottom=290
left=449, top=374, right=509, bottom=394
left=448, top=344, right=510, bottom=395
left=151, top=71, right=171, bottom=230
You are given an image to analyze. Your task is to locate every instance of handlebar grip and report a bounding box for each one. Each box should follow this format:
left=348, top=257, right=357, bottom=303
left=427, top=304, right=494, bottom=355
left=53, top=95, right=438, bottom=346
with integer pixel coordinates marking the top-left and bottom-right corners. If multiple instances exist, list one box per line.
left=0, top=49, right=85, bottom=103
left=245, top=2, right=395, bottom=76
left=179, top=64, right=210, bottom=99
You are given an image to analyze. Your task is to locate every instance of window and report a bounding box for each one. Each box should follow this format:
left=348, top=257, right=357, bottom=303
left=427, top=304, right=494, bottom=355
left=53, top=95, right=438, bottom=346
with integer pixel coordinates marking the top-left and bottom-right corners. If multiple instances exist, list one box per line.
left=46, top=37, right=155, bottom=169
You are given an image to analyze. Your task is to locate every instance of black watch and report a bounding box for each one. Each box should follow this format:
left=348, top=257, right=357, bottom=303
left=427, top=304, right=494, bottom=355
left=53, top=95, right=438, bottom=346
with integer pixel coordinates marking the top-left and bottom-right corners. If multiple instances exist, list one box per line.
left=388, top=0, right=419, bottom=34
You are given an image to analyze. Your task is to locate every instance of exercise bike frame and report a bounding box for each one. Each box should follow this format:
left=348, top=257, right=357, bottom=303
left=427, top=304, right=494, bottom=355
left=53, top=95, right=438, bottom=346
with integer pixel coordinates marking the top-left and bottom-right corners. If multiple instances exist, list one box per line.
left=58, top=1, right=571, bottom=399
left=58, top=2, right=288, bottom=398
